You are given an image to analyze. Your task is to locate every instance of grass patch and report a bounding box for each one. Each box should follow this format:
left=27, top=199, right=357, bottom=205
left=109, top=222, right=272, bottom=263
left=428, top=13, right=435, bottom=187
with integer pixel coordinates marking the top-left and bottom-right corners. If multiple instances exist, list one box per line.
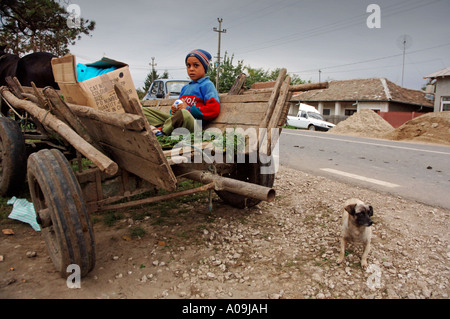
left=129, top=226, right=146, bottom=239
left=102, top=211, right=124, bottom=227
left=0, top=197, right=11, bottom=221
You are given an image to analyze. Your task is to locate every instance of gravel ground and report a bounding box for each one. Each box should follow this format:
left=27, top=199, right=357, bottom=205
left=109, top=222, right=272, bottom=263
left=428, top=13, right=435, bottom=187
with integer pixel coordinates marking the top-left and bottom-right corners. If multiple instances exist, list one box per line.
left=1, top=165, right=448, bottom=299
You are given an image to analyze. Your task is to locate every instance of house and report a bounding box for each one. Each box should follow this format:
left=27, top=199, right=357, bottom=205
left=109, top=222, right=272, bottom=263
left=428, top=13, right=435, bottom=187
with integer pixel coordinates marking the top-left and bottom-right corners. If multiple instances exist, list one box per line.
left=290, top=78, right=434, bottom=120
left=424, top=67, right=450, bottom=112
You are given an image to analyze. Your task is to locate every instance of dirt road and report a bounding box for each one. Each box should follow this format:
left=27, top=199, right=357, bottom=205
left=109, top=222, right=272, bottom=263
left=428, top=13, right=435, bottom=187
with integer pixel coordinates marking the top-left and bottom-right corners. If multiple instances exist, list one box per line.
left=0, top=164, right=448, bottom=299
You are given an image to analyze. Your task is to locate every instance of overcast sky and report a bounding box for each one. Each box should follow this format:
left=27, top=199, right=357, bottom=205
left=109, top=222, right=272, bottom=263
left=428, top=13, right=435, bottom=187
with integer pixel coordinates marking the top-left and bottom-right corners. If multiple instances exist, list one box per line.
left=68, top=0, right=450, bottom=91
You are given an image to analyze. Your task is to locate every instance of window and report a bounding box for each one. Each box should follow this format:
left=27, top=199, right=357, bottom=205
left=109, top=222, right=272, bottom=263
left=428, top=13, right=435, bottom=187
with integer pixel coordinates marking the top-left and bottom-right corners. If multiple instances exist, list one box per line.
left=150, top=81, right=160, bottom=96
left=345, top=109, right=357, bottom=116
left=166, top=81, right=189, bottom=95
left=441, top=96, right=450, bottom=111
left=323, top=109, right=331, bottom=116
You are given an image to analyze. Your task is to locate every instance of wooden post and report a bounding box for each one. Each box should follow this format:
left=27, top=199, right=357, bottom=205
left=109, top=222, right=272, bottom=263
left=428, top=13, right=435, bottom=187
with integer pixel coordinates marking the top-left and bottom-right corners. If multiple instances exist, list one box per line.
left=228, top=73, right=247, bottom=95
left=98, top=182, right=216, bottom=212
left=259, top=76, right=292, bottom=156
left=68, top=103, right=146, bottom=131
left=173, top=166, right=276, bottom=203
left=261, top=68, right=287, bottom=129
left=43, top=87, right=98, bottom=148
left=244, top=81, right=329, bottom=94
left=288, top=82, right=329, bottom=92
left=114, top=83, right=153, bottom=133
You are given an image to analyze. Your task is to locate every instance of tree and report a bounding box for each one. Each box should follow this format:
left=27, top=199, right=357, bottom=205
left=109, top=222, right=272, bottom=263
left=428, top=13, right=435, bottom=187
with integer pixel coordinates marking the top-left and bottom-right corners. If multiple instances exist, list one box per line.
left=142, top=69, right=169, bottom=94
left=207, top=51, right=306, bottom=93
left=207, top=52, right=245, bottom=93
left=0, top=0, right=95, bottom=56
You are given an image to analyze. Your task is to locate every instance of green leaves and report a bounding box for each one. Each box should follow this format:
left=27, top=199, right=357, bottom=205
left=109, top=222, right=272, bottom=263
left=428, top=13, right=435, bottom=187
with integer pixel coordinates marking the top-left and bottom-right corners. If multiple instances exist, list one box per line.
left=157, top=130, right=245, bottom=156
left=0, top=0, right=95, bottom=55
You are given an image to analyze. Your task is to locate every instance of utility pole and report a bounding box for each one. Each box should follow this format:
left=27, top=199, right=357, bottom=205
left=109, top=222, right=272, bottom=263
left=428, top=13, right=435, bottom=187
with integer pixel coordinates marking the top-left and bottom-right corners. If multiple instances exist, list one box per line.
left=401, top=39, right=406, bottom=87
left=318, top=69, right=321, bottom=83
left=213, top=18, right=226, bottom=89
left=150, top=57, right=157, bottom=83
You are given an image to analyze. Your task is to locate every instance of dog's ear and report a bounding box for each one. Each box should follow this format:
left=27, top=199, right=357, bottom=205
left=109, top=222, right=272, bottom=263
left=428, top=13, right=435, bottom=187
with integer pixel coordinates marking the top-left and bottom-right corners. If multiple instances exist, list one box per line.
left=345, top=203, right=356, bottom=215
left=368, top=205, right=373, bottom=216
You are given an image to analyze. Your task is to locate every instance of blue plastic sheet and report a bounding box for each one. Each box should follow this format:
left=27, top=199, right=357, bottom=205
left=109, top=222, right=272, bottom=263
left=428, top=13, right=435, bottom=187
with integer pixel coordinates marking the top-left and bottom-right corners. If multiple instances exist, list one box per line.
left=76, top=63, right=118, bottom=82
left=7, top=197, right=41, bottom=231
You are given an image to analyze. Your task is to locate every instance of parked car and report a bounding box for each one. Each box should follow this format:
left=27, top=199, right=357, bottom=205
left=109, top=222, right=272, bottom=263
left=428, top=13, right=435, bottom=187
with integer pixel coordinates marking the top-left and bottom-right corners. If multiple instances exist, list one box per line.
left=287, top=103, right=335, bottom=131
left=142, top=79, right=190, bottom=100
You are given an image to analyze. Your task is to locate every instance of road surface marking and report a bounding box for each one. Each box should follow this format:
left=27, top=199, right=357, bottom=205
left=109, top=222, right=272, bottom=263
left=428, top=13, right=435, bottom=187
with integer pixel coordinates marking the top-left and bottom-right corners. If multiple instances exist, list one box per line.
left=320, top=168, right=400, bottom=188
left=282, top=131, right=450, bottom=156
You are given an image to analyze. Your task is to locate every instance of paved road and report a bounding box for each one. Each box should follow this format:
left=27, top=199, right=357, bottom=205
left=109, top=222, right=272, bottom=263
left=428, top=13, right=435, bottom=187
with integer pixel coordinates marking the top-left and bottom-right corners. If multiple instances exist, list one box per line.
left=278, top=129, right=450, bottom=210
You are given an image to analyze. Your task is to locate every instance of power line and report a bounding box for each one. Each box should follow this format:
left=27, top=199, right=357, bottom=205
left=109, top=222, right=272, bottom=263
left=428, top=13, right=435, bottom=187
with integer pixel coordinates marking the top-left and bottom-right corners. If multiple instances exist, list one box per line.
left=291, top=42, right=450, bottom=75
left=232, top=0, right=441, bottom=55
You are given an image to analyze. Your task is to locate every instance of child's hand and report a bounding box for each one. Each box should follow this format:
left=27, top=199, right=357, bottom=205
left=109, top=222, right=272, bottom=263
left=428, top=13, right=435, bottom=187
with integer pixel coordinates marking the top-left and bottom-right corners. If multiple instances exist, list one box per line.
left=171, top=100, right=187, bottom=114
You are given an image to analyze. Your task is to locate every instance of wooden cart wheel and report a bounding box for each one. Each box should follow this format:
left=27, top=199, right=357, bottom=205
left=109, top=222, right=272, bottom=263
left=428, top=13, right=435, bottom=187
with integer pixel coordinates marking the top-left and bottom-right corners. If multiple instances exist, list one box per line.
left=215, top=154, right=275, bottom=209
left=0, top=117, right=27, bottom=196
left=27, top=149, right=95, bottom=278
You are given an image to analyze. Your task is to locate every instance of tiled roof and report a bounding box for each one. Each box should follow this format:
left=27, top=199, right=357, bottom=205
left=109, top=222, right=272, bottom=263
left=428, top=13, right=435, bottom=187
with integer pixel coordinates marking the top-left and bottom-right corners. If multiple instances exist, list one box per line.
left=424, top=67, right=450, bottom=79
left=291, top=78, right=433, bottom=107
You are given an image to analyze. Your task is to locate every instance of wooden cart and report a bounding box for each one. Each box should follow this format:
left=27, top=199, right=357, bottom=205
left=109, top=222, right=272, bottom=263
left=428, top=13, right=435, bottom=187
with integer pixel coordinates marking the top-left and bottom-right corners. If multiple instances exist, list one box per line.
left=0, top=69, right=327, bottom=278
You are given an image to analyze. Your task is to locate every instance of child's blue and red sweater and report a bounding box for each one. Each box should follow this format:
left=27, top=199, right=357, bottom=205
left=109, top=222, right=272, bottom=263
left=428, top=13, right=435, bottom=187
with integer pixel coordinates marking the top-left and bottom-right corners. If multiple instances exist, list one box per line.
left=179, top=76, right=220, bottom=121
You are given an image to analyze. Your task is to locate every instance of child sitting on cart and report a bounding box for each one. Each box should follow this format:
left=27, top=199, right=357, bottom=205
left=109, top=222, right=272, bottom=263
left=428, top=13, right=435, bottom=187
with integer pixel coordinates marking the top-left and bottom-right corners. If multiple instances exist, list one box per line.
left=143, top=49, right=220, bottom=136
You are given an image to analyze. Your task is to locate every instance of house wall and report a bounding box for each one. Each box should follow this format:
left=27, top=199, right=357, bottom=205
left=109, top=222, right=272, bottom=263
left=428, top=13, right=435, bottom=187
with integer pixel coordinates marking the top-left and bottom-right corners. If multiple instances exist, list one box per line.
left=435, top=77, right=450, bottom=112
left=290, top=100, right=427, bottom=116
left=387, top=102, right=430, bottom=112
left=358, top=101, right=389, bottom=112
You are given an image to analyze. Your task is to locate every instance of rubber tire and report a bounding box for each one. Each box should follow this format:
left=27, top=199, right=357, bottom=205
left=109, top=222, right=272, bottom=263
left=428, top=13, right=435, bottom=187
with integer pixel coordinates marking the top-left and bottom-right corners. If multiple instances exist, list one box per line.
left=215, top=154, right=275, bottom=209
left=0, top=117, right=27, bottom=196
left=27, top=149, right=95, bottom=278
left=308, top=125, right=316, bottom=131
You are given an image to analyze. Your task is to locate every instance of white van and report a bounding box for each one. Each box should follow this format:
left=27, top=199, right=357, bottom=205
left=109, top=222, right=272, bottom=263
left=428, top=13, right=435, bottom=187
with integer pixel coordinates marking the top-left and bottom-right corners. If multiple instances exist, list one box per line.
left=142, top=79, right=190, bottom=100
left=287, top=103, right=335, bottom=131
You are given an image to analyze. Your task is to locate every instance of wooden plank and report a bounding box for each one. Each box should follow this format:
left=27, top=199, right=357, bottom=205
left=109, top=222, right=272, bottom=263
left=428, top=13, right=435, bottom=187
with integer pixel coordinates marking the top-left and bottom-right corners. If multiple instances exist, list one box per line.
left=213, top=114, right=264, bottom=126
left=261, top=68, right=286, bottom=128
left=277, top=99, right=293, bottom=127
left=80, top=117, right=164, bottom=164
left=115, top=83, right=153, bottom=134
left=77, top=115, right=177, bottom=191
left=69, top=103, right=146, bottom=131
left=100, top=142, right=177, bottom=191
left=267, top=76, right=291, bottom=130
left=260, top=76, right=291, bottom=156
left=228, top=73, right=246, bottom=95
left=289, top=82, right=328, bottom=92
left=142, top=98, right=175, bottom=108
left=0, top=88, right=118, bottom=175
left=141, top=93, right=273, bottom=107
left=43, top=87, right=97, bottom=147
left=242, top=81, right=329, bottom=94
left=31, top=82, right=49, bottom=110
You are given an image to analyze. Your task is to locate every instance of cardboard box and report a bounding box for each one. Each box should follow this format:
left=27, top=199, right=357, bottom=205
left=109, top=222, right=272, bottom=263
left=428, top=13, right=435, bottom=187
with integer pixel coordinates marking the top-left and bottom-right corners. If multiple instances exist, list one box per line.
left=51, top=54, right=139, bottom=113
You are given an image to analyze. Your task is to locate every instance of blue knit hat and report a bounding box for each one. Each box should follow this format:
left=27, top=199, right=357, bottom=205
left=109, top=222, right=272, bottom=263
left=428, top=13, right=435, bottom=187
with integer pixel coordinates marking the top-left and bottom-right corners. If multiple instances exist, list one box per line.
left=186, top=49, right=212, bottom=73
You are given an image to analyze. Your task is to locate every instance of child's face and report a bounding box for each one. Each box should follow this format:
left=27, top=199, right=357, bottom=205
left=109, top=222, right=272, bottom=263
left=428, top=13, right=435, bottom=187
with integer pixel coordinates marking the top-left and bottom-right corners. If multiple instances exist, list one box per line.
left=186, top=56, right=206, bottom=81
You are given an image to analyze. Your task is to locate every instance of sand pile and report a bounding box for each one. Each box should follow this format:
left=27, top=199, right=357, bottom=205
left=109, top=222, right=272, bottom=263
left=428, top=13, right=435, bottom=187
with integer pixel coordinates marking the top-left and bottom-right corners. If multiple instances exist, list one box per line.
left=382, top=111, right=450, bottom=146
left=329, top=109, right=394, bottom=138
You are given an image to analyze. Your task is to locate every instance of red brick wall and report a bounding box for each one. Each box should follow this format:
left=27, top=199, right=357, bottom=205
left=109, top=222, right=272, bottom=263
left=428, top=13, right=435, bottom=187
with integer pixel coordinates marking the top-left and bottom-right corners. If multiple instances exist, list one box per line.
left=379, top=112, right=428, bottom=128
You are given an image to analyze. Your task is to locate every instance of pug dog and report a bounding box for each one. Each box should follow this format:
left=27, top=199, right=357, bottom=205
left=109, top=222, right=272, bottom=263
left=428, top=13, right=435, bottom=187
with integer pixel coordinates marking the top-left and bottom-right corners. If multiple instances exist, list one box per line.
left=337, top=198, right=373, bottom=268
